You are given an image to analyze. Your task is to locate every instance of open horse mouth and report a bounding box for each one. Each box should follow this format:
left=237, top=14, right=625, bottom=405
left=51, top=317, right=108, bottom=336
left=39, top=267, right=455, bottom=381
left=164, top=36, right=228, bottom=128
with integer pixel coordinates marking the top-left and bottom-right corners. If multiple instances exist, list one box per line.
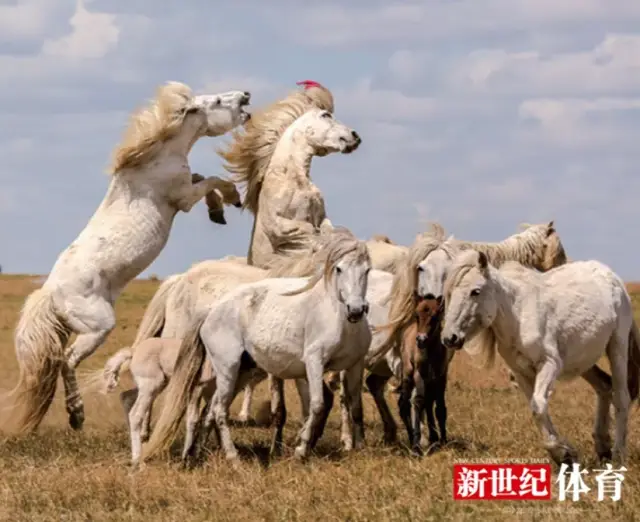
left=240, top=93, right=251, bottom=123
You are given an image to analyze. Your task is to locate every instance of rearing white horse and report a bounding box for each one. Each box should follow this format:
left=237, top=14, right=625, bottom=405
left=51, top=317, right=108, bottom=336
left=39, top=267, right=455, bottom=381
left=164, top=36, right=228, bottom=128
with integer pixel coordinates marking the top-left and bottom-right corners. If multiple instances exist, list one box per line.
left=7, top=81, right=252, bottom=434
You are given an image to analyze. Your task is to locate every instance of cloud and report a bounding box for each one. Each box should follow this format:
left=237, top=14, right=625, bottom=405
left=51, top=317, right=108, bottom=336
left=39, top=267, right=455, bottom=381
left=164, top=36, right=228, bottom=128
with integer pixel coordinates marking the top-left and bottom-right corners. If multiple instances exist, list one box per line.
left=2, top=0, right=640, bottom=282
left=452, top=33, right=640, bottom=95
left=42, top=0, right=119, bottom=59
left=387, top=50, right=432, bottom=85
left=334, top=78, right=437, bottom=123
left=265, top=1, right=640, bottom=47
left=517, top=97, right=640, bottom=148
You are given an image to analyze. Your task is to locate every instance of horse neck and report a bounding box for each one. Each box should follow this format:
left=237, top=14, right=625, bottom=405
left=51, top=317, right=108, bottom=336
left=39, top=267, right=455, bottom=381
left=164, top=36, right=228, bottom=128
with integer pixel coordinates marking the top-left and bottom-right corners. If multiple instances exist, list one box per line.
left=160, top=114, right=206, bottom=160
left=486, top=266, right=522, bottom=348
left=309, top=274, right=343, bottom=315
left=268, top=128, right=315, bottom=184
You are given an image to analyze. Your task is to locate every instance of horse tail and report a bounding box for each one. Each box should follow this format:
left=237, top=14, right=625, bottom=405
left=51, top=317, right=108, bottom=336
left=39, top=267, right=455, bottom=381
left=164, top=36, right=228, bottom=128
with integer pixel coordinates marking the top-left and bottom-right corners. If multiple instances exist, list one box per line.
left=7, top=287, right=69, bottom=433
left=132, top=274, right=182, bottom=346
left=627, top=320, right=640, bottom=403
left=102, top=347, right=133, bottom=394
left=143, top=313, right=207, bottom=459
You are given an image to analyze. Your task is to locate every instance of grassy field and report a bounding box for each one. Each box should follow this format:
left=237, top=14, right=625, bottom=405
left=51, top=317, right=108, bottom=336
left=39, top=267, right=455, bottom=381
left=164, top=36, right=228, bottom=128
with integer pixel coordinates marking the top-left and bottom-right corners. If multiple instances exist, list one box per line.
left=1, top=274, right=639, bottom=521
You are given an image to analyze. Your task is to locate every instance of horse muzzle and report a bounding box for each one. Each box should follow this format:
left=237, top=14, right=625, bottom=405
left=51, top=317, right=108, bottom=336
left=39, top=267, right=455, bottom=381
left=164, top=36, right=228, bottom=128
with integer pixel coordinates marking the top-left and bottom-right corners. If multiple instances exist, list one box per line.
left=346, top=302, right=368, bottom=323
left=442, top=332, right=464, bottom=350
left=416, top=333, right=428, bottom=350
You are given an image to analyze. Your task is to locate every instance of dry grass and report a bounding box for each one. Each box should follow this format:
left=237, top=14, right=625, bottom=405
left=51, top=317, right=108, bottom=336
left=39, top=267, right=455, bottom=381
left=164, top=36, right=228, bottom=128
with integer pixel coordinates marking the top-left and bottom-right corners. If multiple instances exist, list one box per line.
left=0, top=274, right=639, bottom=521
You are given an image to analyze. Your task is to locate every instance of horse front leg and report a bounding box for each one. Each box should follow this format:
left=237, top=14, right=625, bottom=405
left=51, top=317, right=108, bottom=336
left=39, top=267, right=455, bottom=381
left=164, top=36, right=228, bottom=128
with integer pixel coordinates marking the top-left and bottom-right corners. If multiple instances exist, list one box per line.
left=341, top=360, right=366, bottom=451
left=423, top=388, right=438, bottom=448
left=410, top=370, right=426, bottom=456
left=434, top=375, right=448, bottom=445
left=530, top=355, right=577, bottom=466
left=61, top=297, right=116, bottom=430
left=397, top=375, right=415, bottom=448
left=295, top=356, right=326, bottom=460
left=308, top=381, right=335, bottom=450
left=173, top=176, right=224, bottom=214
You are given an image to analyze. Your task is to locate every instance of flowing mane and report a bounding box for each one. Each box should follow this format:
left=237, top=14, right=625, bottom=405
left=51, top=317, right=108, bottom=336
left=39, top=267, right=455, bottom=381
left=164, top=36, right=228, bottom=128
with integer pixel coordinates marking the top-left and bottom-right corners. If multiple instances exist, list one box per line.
left=265, top=227, right=362, bottom=279
left=109, top=82, right=195, bottom=174
left=280, top=227, right=370, bottom=296
left=217, top=86, right=334, bottom=215
left=375, top=220, right=566, bottom=355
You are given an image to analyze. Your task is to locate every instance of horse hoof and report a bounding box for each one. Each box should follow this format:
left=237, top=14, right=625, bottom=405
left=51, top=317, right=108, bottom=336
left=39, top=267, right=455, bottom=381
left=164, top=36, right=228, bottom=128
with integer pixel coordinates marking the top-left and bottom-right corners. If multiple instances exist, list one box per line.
left=411, top=444, right=424, bottom=457
left=382, top=432, right=397, bottom=446
left=294, top=447, right=308, bottom=461
left=69, top=411, right=85, bottom=431
left=598, top=449, right=613, bottom=463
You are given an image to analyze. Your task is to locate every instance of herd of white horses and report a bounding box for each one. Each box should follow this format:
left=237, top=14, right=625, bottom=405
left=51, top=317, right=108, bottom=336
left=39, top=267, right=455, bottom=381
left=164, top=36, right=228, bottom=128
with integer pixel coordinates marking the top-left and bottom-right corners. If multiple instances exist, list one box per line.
left=5, top=80, right=640, bottom=471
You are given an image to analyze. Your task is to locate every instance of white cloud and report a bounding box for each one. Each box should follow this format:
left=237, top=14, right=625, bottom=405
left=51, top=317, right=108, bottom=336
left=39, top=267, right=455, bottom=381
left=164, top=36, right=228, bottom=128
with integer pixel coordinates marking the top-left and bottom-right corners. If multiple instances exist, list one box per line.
left=518, top=97, right=640, bottom=148
left=266, top=1, right=640, bottom=46
left=452, top=34, right=640, bottom=95
left=42, top=0, right=119, bottom=59
left=335, top=78, right=437, bottom=123
left=387, top=50, right=431, bottom=85
left=0, top=0, right=67, bottom=42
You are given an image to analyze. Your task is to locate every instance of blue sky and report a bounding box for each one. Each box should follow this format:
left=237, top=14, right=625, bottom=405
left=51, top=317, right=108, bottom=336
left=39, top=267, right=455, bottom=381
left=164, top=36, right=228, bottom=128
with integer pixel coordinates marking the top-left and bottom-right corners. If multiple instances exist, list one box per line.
left=2, top=0, right=640, bottom=279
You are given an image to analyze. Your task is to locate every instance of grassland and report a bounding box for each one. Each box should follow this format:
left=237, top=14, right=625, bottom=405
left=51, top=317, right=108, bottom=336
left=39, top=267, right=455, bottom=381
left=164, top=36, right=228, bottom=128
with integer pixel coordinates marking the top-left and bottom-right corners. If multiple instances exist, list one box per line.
left=1, top=274, right=639, bottom=521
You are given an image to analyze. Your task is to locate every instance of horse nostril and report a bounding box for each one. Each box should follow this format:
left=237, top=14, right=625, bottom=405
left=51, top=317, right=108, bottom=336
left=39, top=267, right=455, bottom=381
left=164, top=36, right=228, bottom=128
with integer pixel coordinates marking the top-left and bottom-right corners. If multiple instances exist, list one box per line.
left=352, top=130, right=360, bottom=141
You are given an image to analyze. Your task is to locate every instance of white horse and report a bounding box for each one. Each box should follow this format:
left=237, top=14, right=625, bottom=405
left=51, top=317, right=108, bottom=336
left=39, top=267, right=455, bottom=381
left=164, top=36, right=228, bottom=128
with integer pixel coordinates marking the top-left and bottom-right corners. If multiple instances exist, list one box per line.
left=143, top=229, right=374, bottom=464
left=7, top=81, right=251, bottom=433
left=440, top=249, right=640, bottom=465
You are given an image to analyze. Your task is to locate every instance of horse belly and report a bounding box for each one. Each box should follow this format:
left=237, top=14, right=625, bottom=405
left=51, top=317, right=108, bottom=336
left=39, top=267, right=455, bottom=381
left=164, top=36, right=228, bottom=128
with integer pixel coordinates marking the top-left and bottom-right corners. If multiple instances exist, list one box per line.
left=248, top=345, right=307, bottom=379
left=560, top=331, right=613, bottom=380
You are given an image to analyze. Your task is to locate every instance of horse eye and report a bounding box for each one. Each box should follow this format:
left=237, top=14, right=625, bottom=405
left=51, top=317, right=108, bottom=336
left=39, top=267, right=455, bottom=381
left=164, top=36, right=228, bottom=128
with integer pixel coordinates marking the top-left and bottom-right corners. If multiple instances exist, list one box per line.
left=417, top=265, right=424, bottom=272
left=321, top=111, right=332, bottom=119
left=470, top=288, right=481, bottom=297
left=336, top=266, right=342, bottom=274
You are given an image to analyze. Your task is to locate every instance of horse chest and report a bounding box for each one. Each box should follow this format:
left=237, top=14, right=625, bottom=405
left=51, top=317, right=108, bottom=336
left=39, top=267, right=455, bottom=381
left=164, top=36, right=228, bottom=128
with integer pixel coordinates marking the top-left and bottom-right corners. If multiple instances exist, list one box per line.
left=291, top=186, right=325, bottom=224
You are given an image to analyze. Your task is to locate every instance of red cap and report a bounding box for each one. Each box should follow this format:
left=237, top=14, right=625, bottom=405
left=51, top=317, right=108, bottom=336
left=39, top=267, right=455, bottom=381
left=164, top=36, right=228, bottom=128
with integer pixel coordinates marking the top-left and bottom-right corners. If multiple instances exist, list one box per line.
left=296, top=80, right=324, bottom=90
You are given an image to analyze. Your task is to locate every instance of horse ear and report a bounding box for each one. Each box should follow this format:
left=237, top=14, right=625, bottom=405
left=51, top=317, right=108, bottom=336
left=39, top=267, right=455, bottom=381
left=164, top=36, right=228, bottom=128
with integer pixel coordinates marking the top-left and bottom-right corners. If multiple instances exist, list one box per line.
left=546, top=220, right=555, bottom=236
left=477, top=251, right=488, bottom=270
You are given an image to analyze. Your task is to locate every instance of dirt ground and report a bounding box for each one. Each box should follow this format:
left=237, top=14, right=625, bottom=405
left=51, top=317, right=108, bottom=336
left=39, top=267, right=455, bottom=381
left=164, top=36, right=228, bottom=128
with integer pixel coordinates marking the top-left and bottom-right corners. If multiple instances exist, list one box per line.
left=0, top=274, right=638, bottom=521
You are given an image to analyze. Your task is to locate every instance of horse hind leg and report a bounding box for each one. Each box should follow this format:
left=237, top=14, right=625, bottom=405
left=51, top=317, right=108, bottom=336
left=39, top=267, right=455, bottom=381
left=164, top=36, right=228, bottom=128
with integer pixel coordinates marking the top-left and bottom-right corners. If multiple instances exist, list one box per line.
left=365, top=372, right=397, bottom=445
left=269, top=376, right=287, bottom=457
left=61, top=296, right=116, bottom=430
left=606, top=332, right=631, bottom=464
left=237, top=381, right=255, bottom=424
left=181, top=383, right=206, bottom=465
left=581, top=365, right=613, bottom=462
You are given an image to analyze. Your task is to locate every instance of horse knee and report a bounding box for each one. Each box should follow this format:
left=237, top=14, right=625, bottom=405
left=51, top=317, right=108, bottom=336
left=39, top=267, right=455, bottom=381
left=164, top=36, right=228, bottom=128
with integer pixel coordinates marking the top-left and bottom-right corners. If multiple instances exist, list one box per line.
left=530, top=395, right=547, bottom=418
left=309, top=399, right=325, bottom=418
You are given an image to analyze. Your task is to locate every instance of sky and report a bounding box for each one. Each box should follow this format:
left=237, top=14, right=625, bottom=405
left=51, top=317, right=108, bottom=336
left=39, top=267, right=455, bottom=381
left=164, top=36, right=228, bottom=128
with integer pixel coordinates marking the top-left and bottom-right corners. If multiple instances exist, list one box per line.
left=1, top=0, right=640, bottom=280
